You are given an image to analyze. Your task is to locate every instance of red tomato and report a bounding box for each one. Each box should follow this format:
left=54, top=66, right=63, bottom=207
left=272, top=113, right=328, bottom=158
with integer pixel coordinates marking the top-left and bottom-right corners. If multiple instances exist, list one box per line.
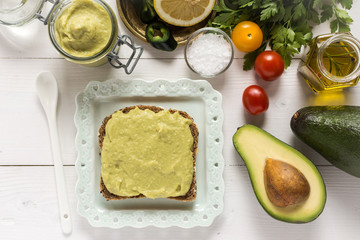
left=242, top=85, right=269, bottom=115
left=255, top=50, right=284, bottom=81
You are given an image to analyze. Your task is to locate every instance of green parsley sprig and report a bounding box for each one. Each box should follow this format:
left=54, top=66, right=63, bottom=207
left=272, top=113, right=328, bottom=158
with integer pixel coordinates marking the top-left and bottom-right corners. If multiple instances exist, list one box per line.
left=209, top=0, right=353, bottom=70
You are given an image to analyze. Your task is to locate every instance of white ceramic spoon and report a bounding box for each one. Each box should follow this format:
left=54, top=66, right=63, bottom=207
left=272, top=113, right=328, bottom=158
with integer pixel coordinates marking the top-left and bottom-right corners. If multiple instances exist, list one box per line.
left=36, top=71, right=72, bottom=234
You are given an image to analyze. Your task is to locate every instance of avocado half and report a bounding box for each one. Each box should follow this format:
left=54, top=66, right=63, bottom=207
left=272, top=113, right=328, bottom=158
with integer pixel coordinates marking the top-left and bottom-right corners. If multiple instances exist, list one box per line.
left=233, top=125, right=326, bottom=223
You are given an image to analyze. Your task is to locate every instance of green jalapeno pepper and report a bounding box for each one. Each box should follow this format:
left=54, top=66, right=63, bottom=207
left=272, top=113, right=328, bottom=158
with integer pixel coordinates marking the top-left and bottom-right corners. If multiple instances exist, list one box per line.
left=145, top=22, right=178, bottom=52
left=131, top=0, right=158, bottom=24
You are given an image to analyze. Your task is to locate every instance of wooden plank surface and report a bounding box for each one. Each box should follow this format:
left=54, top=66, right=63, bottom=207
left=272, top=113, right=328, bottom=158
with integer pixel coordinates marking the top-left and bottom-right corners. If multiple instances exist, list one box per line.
left=0, top=166, right=360, bottom=240
left=1, top=58, right=356, bottom=166
left=1, top=0, right=360, bottom=239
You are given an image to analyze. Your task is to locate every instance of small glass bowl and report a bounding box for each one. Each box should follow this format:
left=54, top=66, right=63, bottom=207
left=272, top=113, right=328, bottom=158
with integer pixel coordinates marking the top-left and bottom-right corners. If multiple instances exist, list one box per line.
left=185, top=27, right=234, bottom=78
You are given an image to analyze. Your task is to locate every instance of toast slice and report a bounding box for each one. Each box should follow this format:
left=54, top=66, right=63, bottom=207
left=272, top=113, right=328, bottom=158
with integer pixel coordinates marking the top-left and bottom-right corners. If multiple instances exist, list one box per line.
left=98, top=105, right=198, bottom=201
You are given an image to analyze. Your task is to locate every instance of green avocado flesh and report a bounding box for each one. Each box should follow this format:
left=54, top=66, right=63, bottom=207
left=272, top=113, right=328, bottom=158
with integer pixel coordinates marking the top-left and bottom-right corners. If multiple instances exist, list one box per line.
left=233, top=125, right=326, bottom=223
left=291, top=105, right=360, bottom=178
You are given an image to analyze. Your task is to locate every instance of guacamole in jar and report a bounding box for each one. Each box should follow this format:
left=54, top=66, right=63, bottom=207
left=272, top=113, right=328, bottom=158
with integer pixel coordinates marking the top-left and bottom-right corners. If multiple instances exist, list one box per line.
left=55, top=0, right=113, bottom=57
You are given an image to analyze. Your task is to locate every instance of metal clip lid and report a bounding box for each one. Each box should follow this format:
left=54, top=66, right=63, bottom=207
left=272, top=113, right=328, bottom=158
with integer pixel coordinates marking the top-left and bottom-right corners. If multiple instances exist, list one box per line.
left=107, top=35, right=143, bottom=75
left=36, top=0, right=59, bottom=25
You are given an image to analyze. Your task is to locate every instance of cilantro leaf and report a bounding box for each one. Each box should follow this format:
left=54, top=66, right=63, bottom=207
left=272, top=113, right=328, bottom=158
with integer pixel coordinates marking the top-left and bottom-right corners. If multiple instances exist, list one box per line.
left=330, top=19, right=339, bottom=33
left=335, top=7, right=353, bottom=24
left=338, top=21, right=351, bottom=32
left=336, top=0, right=353, bottom=10
left=287, top=28, right=295, bottom=42
left=212, top=12, right=236, bottom=27
left=213, top=0, right=235, bottom=12
left=243, top=43, right=266, bottom=70
left=293, top=3, right=306, bottom=20
left=313, top=0, right=322, bottom=8
left=272, top=3, right=286, bottom=22
left=238, top=1, right=255, bottom=8
left=308, top=9, right=320, bottom=24
left=321, top=4, right=333, bottom=23
left=283, top=6, right=293, bottom=22
left=270, top=25, right=287, bottom=43
left=260, top=3, right=278, bottom=21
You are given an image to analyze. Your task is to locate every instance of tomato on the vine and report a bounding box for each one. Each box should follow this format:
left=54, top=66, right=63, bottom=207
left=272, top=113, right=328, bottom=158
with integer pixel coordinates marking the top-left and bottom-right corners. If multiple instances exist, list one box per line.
left=242, top=85, right=269, bottom=115
left=231, top=21, right=263, bottom=53
left=254, top=50, right=284, bottom=81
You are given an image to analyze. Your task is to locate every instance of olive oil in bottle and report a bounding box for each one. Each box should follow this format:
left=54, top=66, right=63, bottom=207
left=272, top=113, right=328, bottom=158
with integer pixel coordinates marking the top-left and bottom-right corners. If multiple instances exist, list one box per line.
left=298, top=33, right=360, bottom=93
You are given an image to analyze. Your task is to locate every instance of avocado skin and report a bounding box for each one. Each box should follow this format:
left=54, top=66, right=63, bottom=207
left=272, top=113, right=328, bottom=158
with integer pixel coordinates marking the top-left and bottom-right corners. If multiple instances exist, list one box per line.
left=291, top=105, right=360, bottom=178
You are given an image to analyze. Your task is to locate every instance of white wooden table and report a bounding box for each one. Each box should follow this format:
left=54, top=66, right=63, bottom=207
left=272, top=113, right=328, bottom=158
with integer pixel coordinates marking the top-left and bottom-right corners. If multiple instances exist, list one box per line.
left=1, top=1, right=360, bottom=239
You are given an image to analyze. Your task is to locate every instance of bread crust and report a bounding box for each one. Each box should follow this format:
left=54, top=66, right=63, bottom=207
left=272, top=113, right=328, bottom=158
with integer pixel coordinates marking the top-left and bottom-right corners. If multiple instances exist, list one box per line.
left=98, top=105, right=198, bottom=201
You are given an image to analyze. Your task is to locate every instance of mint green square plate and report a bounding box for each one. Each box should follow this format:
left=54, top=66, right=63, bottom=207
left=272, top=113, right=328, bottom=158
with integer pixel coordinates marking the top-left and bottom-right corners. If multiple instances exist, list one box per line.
left=74, top=78, right=224, bottom=228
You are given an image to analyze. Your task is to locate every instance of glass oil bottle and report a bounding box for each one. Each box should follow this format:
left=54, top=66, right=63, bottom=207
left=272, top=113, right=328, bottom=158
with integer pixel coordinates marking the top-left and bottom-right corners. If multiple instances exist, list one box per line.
left=298, top=33, right=360, bottom=93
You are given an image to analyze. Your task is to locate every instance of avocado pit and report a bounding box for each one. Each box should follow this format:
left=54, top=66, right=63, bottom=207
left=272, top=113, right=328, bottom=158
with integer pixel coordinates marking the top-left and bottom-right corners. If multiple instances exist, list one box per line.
left=264, top=158, right=310, bottom=208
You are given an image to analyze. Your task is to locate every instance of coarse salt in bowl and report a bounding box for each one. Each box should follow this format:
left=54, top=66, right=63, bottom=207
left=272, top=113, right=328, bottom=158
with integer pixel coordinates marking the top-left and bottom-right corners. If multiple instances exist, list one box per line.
left=185, top=27, right=234, bottom=78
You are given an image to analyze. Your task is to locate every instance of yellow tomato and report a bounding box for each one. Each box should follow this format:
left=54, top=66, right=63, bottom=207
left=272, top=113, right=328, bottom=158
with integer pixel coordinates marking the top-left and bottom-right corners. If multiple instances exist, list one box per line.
left=231, top=21, right=263, bottom=52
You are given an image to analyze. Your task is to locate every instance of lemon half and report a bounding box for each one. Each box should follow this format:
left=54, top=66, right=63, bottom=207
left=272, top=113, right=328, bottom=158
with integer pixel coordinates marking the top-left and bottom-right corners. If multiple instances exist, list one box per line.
left=154, top=0, right=216, bottom=27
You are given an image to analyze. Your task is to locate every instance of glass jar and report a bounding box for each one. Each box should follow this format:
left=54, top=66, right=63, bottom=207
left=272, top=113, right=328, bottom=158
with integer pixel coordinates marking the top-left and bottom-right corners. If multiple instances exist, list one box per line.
left=0, top=0, right=45, bottom=26
left=298, top=33, right=360, bottom=93
left=0, top=0, right=142, bottom=74
left=48, top=0, right=117, bottom=67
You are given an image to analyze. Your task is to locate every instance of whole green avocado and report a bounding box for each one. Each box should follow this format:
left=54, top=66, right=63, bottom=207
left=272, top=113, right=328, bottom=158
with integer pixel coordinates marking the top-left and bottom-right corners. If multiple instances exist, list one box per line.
left=291, top=105, right=360, bottom=178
